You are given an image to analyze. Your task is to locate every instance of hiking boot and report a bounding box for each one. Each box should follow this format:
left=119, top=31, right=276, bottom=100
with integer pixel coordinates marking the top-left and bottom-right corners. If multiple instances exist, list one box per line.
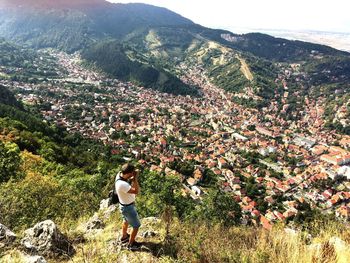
left=120, top=233, right=130, bottom=244
left=127, top=241, right=142, bottom=251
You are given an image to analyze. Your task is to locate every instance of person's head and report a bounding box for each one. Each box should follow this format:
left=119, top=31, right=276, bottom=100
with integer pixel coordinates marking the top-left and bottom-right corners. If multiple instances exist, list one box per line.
left=121, top=163, right=136, bottom=179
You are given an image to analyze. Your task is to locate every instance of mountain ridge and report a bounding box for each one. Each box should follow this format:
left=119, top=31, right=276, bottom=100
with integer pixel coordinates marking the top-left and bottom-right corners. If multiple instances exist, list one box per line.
left=0, top=0, right=110, bottom=9
left=0, top=0, right=349, bottom=128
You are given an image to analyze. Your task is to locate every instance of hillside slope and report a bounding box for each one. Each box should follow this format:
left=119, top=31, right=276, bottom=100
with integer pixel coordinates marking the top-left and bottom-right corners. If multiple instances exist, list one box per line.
left=2, top=207, right=350, bottom=263
left=0, top=0, right=193, bottom=52
left=1, top=0, right=349, bottom=110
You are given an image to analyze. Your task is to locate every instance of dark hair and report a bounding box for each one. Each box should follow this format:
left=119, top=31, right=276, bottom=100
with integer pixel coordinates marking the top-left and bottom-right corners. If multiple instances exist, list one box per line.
left=121, top=163, right=135, bottom=175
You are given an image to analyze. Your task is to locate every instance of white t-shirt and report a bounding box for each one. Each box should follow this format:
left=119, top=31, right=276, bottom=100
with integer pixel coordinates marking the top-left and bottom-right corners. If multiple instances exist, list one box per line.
left=115, top=176, right=135, bottom=205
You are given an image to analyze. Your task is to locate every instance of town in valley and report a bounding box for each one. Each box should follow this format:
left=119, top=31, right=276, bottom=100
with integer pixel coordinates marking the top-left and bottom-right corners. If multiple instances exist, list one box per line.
left=2, top=48, right=350, bottom=230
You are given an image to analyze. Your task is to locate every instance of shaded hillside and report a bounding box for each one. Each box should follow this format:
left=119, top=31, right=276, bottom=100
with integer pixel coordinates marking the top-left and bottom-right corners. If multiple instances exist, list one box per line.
left=81, top=41, right=199, bottom=96
left=0, top=38, right=35, bottom=67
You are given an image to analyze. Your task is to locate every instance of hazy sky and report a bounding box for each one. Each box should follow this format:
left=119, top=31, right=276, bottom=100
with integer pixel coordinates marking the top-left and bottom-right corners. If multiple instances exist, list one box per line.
left=109, top=0, right=350, bottom=33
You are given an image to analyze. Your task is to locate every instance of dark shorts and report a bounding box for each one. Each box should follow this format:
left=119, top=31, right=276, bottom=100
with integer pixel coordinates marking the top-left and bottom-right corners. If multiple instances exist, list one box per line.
left=119, top=204, right=141, bottom=228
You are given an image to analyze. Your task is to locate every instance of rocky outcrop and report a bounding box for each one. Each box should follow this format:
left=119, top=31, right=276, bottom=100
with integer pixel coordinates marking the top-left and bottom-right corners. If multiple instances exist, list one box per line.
left=0, top=223, right=16, bottom=247
left=84, top=214, right=105, bottom=234
left=78, top=200, right=113, bottom=236
left=99, top=198, right=117, bottom=219
left=141, top=230, right=159, bottom=239
left=21, top=220, right=74, bottom=257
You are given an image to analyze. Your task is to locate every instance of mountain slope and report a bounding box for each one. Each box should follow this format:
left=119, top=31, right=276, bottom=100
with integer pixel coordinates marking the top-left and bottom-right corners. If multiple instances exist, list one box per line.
left=81, top=40, right=199, bottom=96
left=0, top=0, right=349, bottom=126
left=0, top=0, right=193, bottom=52
left=121, top=26, right=279, bottom=105
left=197, top=28, right=350, bottom=61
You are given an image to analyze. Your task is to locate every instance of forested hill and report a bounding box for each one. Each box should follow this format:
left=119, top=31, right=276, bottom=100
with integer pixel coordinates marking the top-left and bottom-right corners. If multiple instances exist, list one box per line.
left=0, top=0, right=349, bottom=99
left=237, top=32, right=350, bottom=61
left=0, top=0, right=194, bottom=52
left=81, top=41, right=199, bottom=96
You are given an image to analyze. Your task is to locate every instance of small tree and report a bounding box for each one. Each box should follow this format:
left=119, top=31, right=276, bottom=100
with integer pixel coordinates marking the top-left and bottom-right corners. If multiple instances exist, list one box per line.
left=192, top=190, right=242, bottom=227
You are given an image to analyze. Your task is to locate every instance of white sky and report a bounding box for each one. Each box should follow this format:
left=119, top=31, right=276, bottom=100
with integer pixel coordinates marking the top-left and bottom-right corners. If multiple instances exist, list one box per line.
left=109, top=0, right=350, bottom=33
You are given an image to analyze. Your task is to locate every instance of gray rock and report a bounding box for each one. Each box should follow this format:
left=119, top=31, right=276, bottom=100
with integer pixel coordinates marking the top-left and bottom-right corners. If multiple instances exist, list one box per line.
left=86, top=214, right=105, bottom=231
left=0, top=223, right=16, bottom=245
left=99, top=198, right=110, bottom=210
left=141, top=230, right=158, bottom=238
left=23, top=255, right=47, bottom=263
left=21, top=220, right=75, bottom=257
left=99, top=198, right=117, bottom=219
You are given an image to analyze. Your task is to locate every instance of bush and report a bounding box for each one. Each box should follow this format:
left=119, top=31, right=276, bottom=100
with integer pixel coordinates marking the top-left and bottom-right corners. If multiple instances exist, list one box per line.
left=0, top=172, right=98, bottom=231
left=137, top=170, right=195, bottom=219
left=0, top=141, right=21, bottom=182
left=190, top=189, right=242, bottom=227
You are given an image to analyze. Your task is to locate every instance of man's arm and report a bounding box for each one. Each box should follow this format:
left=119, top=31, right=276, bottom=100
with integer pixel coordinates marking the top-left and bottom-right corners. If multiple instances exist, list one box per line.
left=127, top=173, right=140, bottom=194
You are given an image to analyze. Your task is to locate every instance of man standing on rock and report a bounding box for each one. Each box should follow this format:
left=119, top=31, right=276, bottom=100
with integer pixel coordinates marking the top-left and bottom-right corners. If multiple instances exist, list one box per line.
left=116, top=163, right=142, bottom=251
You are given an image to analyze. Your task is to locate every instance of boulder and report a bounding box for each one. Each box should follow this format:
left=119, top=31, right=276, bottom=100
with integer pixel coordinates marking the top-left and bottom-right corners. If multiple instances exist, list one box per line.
left=99, top=198, right=110, bottom=210
left=21, top=220, right=74, bottom=257
left=99, top=198, right=117, bottom=219
left=85, top=213, right=105, bottom=232
left=141, top=230, right=158, bottom=239
left=0, top=223, right=16, bottom=246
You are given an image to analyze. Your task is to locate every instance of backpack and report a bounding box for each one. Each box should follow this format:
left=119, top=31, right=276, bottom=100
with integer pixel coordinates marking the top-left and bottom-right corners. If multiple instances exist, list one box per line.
left=108, top=187, right=119, bottom=205
left=108, top=174, right=127, bottom=206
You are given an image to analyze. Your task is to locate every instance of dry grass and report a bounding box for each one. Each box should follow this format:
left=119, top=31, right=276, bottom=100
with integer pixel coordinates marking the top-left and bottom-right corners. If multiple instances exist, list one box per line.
left=64, top=212, right=171, bottom=263
left=168, top=220, right=350, bottom=263
left=2, top=216, right=350, bottom=263
left=0, top=250, right=23, bottom=263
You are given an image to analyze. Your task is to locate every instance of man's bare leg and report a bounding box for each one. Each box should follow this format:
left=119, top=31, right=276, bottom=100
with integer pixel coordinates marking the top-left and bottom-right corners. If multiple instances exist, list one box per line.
left=129, top=227, right=139, bottom=244
left=122, top=221, right=129, bottom=239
